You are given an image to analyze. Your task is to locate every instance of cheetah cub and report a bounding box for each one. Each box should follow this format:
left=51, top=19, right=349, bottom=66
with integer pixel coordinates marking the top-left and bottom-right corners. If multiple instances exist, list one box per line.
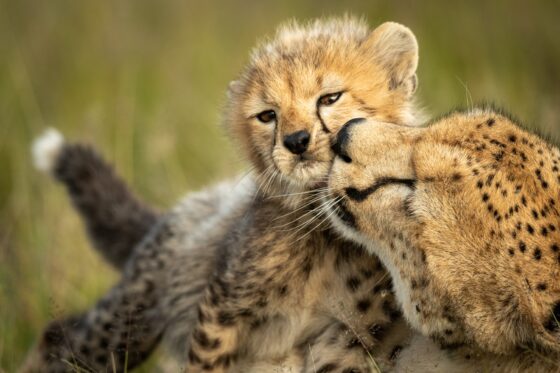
left=324, top=108, right=560, bottom=371
left=183, top=17, right=422, bottom=373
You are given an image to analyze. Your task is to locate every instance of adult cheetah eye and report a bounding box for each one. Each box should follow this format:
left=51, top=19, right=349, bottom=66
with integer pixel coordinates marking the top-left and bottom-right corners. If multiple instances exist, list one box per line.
left=256, top=110, right=276, bottom=124
left=318, top=92, right=343, bottom=106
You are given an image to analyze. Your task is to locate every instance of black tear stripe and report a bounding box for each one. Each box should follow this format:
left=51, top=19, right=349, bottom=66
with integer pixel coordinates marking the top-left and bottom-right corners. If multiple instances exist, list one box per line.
left=345, top=178, right=416, bottom=202
left=316, top=104, right=331, bottom=134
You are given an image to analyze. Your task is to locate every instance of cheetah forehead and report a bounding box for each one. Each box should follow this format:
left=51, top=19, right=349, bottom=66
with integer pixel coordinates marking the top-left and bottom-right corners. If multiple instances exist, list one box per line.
left=253, top=16, right=369, bottom=61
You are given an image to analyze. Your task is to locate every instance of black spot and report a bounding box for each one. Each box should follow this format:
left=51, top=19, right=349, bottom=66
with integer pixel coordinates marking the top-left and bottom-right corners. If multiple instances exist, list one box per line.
left=383, top=299, right=401, bottom=321
left=217, top=311, right=236, bottom=326
left=317, top=363, right=338, bottom=373
left=486, top=118, right=495, bottom=127
left=508, top=248, right=515, bottom=256
left=302, top=260, right=313, bottom=277
left=215, top=353, right=235, bottom=368
left=368, top=324, right=386, bottom=340
left=527, top=224, right=535, bottom=234
left=534, top=248, right=542, bottom=260
left=79, top=345, right=90, bottom=356
left=189, top=348, right=202, bottom=364
left=494, top=151, right=504, bottom=162
left=508, top=134, right=517, bottom=142
left=476, top=180, right=484, bottom=189
left=193, top=329, right=221, bottom=350
left=346, top=276, right=361, bottom=292
left=238, top=308, right=253, bottom=318
left=250, top=316, right=268, bottom=329
left=356, top=298, right=372, bottom=313
left=389, top=345, right=403, bottom=361
left=342, top=368, right=363, bottom=373
left=482, top=193, right=489, bottom=202
left=551, top=244, right=559, bottom=253
left=541, top=227, right=549, bottom=237
left=95, top=354, right=108, bottom=366
left=519, top=241, right=526, bottom=253
left=537, top=283, right=548, bottom=291
left=361, top=268, right=374, bottom=279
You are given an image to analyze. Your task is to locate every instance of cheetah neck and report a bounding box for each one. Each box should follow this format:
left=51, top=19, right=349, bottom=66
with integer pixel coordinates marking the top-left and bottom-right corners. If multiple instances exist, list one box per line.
left=333, top=218, right=464, bottom=348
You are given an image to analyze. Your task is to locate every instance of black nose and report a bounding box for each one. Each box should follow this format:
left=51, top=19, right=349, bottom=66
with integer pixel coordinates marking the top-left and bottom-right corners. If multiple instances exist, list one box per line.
left=331, top=118, right=366, bottom=163
left=283, top=130, right=311, bottom=155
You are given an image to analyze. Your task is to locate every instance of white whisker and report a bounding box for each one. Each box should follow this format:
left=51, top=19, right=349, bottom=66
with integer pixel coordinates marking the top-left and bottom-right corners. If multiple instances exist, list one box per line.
left=272, top=193, right=326, bottom=222
left=284, top=195, right=342, bottom=237
left=294, top=199, right=342, bottom=243
left=254, top=165, right=275, bottom=198
left=269, top=187, right=330, bottom=199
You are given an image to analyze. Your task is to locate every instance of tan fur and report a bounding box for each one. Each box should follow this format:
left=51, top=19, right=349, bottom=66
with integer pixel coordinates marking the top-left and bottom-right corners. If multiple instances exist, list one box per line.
left=324, top=108, right=560, bottom=371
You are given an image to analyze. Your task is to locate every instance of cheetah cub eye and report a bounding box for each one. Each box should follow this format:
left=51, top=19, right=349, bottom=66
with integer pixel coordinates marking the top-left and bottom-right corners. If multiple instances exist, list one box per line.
left=318, top=92, right=343, bottom=106
left=256, top=110, right=277, bottom=124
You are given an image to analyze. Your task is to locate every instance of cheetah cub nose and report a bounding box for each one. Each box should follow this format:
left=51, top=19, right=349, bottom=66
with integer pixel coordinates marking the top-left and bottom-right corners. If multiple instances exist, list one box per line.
left=283, top=130, right=311, bottom=155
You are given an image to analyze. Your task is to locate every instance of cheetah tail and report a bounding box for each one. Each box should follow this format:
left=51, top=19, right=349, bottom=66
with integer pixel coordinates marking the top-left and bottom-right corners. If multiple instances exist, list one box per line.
left=31, top=128, right=160, bottom=270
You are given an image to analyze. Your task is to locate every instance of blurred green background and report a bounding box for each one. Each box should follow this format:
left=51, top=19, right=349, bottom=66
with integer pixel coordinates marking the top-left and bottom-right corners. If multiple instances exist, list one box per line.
left=1, top=0, right=559, bottom=370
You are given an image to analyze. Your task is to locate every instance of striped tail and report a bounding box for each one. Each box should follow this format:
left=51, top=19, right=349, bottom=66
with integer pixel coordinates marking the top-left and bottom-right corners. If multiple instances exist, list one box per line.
left=32, top=128, right=159, bottom=270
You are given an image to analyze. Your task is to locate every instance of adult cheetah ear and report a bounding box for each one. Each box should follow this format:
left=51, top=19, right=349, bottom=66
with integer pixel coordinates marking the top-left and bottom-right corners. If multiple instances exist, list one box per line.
left=363, top=22, right=419, bottom=95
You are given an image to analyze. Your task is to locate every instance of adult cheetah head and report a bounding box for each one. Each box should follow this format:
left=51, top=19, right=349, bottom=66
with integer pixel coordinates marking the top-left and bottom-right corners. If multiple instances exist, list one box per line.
left=323, top=108, right=560, bottom=358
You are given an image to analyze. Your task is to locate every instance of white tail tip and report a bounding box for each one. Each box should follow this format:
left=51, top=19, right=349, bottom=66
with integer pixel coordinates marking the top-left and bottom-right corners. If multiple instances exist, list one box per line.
left=32, top=128, right=65, bottom=173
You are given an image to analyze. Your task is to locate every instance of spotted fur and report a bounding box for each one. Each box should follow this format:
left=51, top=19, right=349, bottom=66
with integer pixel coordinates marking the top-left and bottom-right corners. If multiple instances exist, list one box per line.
left=23, top=17, right=422, bottom=372
left=325, top=107, right=560, bottom=371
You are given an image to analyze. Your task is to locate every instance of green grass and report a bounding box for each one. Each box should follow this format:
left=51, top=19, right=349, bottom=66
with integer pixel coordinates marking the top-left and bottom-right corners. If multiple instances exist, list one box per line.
left=1, top=0, right=559, bottom=370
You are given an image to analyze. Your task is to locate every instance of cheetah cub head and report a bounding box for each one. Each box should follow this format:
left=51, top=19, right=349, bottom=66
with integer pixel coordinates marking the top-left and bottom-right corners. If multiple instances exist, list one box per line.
left=324, top=108, right=560, bottom=358
left=225, top=17, right=420, bottom=204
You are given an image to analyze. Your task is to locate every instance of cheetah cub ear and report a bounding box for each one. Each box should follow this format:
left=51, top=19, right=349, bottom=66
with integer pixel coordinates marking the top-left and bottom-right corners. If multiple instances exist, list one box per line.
left=227, top=80, right=242, bottom=99
left=363, top=22, right=419, bottom=95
